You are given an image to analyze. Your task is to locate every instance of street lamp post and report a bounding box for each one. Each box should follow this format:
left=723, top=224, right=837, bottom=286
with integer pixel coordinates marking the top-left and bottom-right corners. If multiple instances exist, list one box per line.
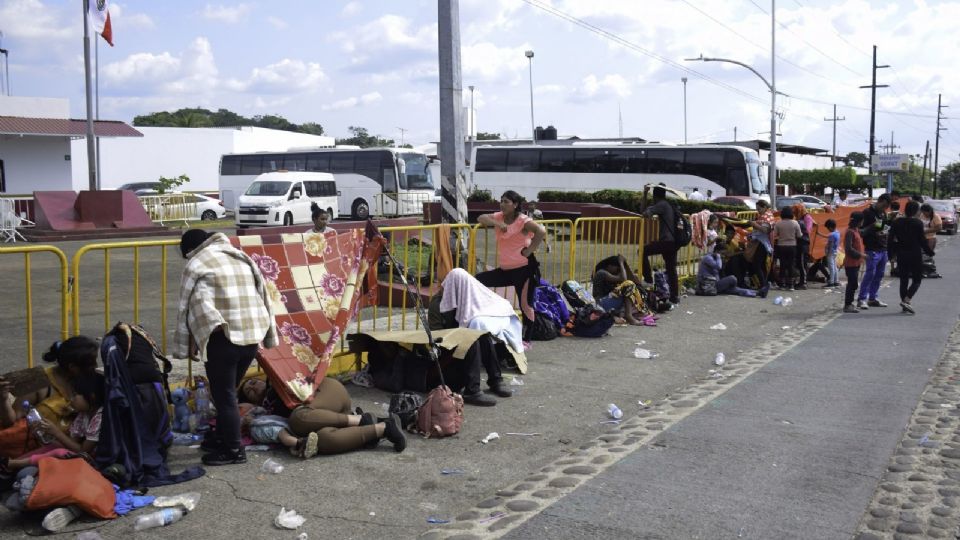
left=525, top=50, right=535, bottom=144
left=468, top=85, right=475, bottom=141
left=681, top=77, right=688, bottom=144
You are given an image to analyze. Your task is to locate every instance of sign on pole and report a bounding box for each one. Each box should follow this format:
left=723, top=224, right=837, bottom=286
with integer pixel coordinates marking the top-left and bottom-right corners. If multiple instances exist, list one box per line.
left=871, top=154, right=909, bottom=172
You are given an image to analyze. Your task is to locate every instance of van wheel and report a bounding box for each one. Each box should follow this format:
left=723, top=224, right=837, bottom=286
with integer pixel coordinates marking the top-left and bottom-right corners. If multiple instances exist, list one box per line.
left=283, top=212, right=294, bottom=226
left=201, top=210, right=217, bottom=221
left=352, top=200, right=370, bottom=220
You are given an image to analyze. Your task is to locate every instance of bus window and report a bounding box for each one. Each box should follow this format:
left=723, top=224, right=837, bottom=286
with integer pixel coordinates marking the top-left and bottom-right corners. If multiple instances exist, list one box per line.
left=647, top=150, right=683, bottom=174
left=573, top=150, right=606, bottom=173
left=506, top=149, right=541, bottom=172
left=221, top=155, right=242, bottom=175
left=355, top=152, right=385, bottom=186
left=282, top=154, right=306, bottom=171
left=684, top=150, right=725, bottom=184
left=306, top=154, right=330, bottom=172
left=240, top=155, right=263, bottom=175
left=331, top=152, right=355, bottom=173
left=539, top=149, right=575, bottom=172
left=621, top=148, right=646, bottom=173
left=475, top=149, right=508, bottom=172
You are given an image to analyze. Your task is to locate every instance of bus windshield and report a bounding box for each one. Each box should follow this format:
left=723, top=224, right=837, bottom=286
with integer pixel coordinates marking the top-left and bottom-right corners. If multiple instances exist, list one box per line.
left=245, top=181, right=291, bottom=196
left=400, top=153, right=433, bottom=190
left=746, top=152, right=766, bottom=193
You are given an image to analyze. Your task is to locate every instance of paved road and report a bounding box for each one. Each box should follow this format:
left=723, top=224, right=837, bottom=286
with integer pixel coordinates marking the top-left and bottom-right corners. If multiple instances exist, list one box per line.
left=499, top=242, right=960, bottom=539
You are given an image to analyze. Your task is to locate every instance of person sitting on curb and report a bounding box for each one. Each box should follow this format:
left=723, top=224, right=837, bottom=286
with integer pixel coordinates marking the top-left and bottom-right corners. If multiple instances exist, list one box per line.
left=697, top=249, right=768, bottom=298
left=429, top=268, right=519, bottom=406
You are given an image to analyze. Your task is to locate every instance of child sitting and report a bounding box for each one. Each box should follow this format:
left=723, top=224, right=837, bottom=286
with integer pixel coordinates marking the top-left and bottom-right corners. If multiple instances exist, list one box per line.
left=240, top=403, right=318, bottom=459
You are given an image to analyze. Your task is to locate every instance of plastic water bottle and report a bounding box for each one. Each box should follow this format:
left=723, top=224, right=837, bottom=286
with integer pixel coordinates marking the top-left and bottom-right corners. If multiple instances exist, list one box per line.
left=23, top=401, right=52, bottom=445
left=606, top=403, right=623, bottom=420
left=194, top=382, right=212, bottom=427
left=261, top=458, right=284, bottom=474
left=172, top=433, right=201, bottom=446
left=773, top=296, right=783, bottom=305
left=782, top=297, right=793, bottom=307
left=134, top=508, right=184, bottom=531
left=714, top=352, right=726, bottom=366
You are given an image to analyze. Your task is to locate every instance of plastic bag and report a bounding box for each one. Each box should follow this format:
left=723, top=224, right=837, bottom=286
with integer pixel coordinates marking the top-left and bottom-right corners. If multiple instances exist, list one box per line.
left=276, top=507, right=306, bottom=529
left=153, top=492, right=201, bottom=512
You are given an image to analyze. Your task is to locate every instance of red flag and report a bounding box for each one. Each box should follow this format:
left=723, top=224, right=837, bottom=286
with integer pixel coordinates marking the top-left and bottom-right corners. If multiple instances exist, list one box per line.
left=88, top=0, right=114, bottom=46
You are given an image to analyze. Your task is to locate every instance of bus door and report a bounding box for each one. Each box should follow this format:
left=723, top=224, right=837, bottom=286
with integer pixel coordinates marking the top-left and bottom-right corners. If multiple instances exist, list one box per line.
left=379, top=163, right=400, bottom=217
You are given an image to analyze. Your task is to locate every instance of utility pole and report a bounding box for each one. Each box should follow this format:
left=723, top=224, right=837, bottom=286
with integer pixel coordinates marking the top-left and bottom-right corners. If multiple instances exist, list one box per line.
left=82, top=0, right=99, bottom=191
left=823, top=104, right=845, bottom=168
left=859, top=45, right=889, bottom=180
left=920, top=140, right=930, bottom=196
left=681, top=77, right=688, bottom=144
left=396, top=127, right=407, bottom=147
left=437, top=0, right=467, bottom=225
left=734, top=126, right=737, bottom=142
left=933, top=93, right=948, bottom=199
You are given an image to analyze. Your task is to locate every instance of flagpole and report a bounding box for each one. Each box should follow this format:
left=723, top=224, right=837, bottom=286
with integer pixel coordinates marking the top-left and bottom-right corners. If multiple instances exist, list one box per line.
left=82, top=0, right=98, bottom=191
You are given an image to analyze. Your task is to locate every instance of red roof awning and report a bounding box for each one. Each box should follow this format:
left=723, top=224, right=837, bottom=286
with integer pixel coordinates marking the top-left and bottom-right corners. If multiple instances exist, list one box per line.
left=0, top=116, right=142, bottom=137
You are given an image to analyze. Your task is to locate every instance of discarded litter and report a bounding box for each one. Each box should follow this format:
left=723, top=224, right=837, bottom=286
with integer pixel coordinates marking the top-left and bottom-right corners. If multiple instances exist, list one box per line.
left=606, top=403, right=623, bottom=420
left=599, top=420, right=620, bottom=425
left=134, top=508, right=184, bottom=531
left=686, top=311, right=694, bottom=315
left=297, top=533, right=308, bottom=540
left=714, top=352, right=726, bottom=366
left=781, top=325, right=790, bottom=330
left=275, top=507, right=306, bottom=529
left=152, top=492, right=201, bottom=512
left=919, top=432, right=931, bottom=446
left=441, top=468, right=465, bottom=475
left=708, top=369, right=724, bottom=379
left=171, top=433, right=201, bottom=446
left=245, top=444, right=270, bottom=452
left=633, top=347, right=657, bottom=359
left=75, top=532, right=104, bottom=540
left=782, top=297, right=793, bottom=306
left=505, top=432, right=541, bottom=436
left=638, top=399, right=651, bottom=408
left=478, top=511, right=507, bottom=524
left=710, top=323, right=727, bottom=331
left=510, top=377, right=525, bottom=386
left=419, top=502, right=439, bottom=511
left=599, top=350, right=606, bottom=354
left=481, top=432, right=500, bottom=444
left=773, top=296, right=783, bottom=305
left=260, top=458, right=284, bottom=474
left=635, top=341, right=646, bottom=346
left=427, top=517, right=451, bottom=524
left=369, top=512, right=376, bottom=516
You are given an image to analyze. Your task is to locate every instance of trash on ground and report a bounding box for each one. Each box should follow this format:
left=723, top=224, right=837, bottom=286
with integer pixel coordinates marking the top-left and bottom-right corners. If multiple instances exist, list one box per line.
left=369, top=512, right=376, bottom=516
left=638, top=399, right=651, bottom=408
left=714, top=352, right=726, bottom=366
left=635, top=341, right=646, bottom=346
left=245, top=444, right=270, bottom=452
left=481, top=432, right=500, bottom=444
left=134, top=508, right=185, bottom=531
left=152, top=492, right=201, bottom=512
left=781, top=325, right=790, bottom=330
left=275, top=507, right=306, bottom=529
left=505, top=432, right=541, bottom=436
left=510, top=377, right=525, bottom=386
left=478, top=512, right=507, bottom=524
left=260, top=458, right=284, bottom=474
left=440, top=468, right=465, bottom=475
left=427, top=517, right=451, bottom=524
left=919, top=432, right=931, bottom=445
left=708, top=369, right=724, bottom=379
left=171, top=433, right=201, bottom=446
left=419, top=502, right=439, bottom=510
left=782, top=297, right=793, bottom=306
left=297, top=533, right=308, bottom=540
left=599, top=350, right=606, bottom=354
left=710, top=323, right=727, bottom=330
left=599, top=420, right=620, bottom=425
left=686, top=311, right=694, bottom=315
left=606, top=403, right=623, bottom=419
left=633, top=347, right=657, bottom=359
left=773, top=296, right=783, bottom=305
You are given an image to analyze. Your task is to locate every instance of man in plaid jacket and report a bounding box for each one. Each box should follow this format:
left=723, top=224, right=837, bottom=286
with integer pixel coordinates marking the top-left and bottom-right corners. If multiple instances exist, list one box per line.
left=174, top=230, right=276, bottom=466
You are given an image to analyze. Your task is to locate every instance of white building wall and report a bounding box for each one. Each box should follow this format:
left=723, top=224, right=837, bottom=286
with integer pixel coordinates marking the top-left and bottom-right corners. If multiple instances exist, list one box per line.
left=0, top=136, right=73, bottom=194
left=71, top=126, right=334, bottom=192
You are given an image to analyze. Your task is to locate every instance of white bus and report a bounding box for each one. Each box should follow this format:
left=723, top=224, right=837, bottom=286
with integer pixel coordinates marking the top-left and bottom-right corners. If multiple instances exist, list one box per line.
left=469, top=144, right=767, bottom=202
left=219, top=147, right=435, bottom=219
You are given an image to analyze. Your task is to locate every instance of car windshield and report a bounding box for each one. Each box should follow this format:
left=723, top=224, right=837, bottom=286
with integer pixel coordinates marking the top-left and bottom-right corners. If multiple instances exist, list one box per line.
left=400, top=153, right=434, bottom=190
left=930, top=201, right=954, bottom=212
left=245, top=181, right=291, bottom=196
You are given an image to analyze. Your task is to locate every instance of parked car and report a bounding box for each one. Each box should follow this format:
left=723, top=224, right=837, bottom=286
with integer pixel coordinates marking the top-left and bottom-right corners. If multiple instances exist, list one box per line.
left=118, top=181, right=162, bottom=195
left=774, top=196, right=802, bottom=211
left=928, top=200, right=957, bottom=235
left=712, top=196, right=757, bottom=210
left=138, top=192, right=226, bottom=221
left=792, top=194, right=827, bottom=209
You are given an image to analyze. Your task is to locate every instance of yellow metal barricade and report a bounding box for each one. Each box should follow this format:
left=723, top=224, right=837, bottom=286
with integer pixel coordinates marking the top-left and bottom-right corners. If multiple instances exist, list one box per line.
left=736, top=211, right=758, bottom=221
left=570, top=217, right=649, bottom=284
left=0, top=245, right=70, bottom=368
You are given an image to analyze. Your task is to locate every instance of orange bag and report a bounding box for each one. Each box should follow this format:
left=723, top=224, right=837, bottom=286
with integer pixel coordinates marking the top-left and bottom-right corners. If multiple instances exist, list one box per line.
left=25, top=457, right=117, bottom=519
left=0, top=418, right=39, bottom=459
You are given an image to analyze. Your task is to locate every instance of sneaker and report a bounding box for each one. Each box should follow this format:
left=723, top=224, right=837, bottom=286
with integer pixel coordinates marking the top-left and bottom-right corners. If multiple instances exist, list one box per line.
left=857, top=299, right=869, bottom=310
left=42, top=505, right=82, bottom=532
left=383, top=413, right=407, bottom=453
left=757, top=285, right=770, bottom=299
left=488, top=379, right=513, bottom=398
left=291, top=432, right=319, bottom=459
left=843, top=304, right=860, bottom=313
left=868, top=299, right=888, bottom=307
left=795, top=284, right=807, bottom=290
left=463, top=390, right=497, bottom=407
left=900, top=301, right=915, bottom=314
left=201, top=447, right=247, bottom=466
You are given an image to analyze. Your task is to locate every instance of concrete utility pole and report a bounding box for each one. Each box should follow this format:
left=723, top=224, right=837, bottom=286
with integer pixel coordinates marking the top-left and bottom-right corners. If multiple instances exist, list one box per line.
left=681, top=77, right=688, bottom=144
left=437, top=0, right=467, bottom=224
left=920, top=140, right=930, bottom=196
left=823, top=104, right=845, bottom=168
left=933, top=94, right=948, bottom=199
left=525, top=50, right=535, bottom=144
left=859, top=45, right=889, bottom=179
left=396, top=126, right=407, bottom=147
left=82, top=0, right=99, bottom=191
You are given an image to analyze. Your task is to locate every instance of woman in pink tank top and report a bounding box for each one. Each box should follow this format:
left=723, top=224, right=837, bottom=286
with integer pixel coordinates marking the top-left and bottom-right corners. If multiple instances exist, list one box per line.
left=476, top=191, right=547, bottom=335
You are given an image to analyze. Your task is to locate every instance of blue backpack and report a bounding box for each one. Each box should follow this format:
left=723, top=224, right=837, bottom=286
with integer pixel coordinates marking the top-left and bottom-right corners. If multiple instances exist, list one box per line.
left=533, top=279, right=570, bottom=329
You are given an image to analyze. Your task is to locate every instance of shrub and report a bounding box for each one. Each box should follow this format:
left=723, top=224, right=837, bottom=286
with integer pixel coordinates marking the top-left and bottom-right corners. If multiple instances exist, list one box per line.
left=467, top=187, right=493, bottom=202
left=780, top=168, right=858, bottom=190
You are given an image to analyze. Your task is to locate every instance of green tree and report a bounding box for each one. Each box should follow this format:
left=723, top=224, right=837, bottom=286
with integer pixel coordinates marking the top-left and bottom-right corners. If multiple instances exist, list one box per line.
left=132, top=107, right=324, bottom=135
left=298, top=122, right=325, bottom=136
left=477, top=132, right=501, bottom=140
left=156, top=174, right=190, bottom=194
left=335, top=126, right=394, bottom=148
left=936, top=162, right=960, bottom=198
left=844, top=151, right=868, bottom=168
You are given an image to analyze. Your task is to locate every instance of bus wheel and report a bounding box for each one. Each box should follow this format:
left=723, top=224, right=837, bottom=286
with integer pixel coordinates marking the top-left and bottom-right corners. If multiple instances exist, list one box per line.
left=352, top=200, right=369, bottom=220
left=283, top=212, right=294, bottom=226
left=328, top=208, right=335, bottom=220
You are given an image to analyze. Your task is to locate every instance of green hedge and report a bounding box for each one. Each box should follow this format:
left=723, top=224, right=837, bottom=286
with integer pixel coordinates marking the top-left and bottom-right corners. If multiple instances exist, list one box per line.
left=538, top=189, right=743, bottom=214
left=780, top=167, right=858, bottom=189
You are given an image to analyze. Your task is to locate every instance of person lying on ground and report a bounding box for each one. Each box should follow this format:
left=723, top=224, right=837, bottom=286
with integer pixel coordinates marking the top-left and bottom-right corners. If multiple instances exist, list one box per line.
left=238, top=376, right=406, bottom=457
left=428, top=268, right=520, bottom=406
left=239, top=404, right=318, bottom=458
left=591, top=255, right=654, bottom=326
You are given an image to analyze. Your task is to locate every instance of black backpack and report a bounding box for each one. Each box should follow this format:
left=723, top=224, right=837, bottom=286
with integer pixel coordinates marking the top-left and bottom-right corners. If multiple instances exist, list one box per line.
left=389, top=391, right=424, bottom=430
left=526, top=312, right=559, bottom=341
left=670, top=202, right=692, bottom=247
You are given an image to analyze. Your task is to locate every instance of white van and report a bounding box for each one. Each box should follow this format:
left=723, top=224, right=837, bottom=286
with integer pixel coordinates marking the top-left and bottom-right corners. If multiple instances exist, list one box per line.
left=235, top=171, right=339, bottom=228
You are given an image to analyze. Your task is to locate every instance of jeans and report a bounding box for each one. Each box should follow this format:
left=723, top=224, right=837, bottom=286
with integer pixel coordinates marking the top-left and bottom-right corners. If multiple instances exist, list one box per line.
left=857, top=250, right=888, bottom=301
left=717, top=275, right=756, bottom=297
left=205, top=330, right=258, bottom=450
left=845, top=266, right=860, bottom=306
left=825, top=251, right=838, bottom=284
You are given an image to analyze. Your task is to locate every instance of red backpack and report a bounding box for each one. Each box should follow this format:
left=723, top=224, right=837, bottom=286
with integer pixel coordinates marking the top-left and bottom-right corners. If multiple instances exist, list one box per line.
left=416, top=385, right=463, bottom=438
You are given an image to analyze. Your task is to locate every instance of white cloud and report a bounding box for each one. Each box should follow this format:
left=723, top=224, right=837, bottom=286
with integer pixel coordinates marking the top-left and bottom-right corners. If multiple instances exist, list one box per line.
left=201, top=3, right=251, bottom=24
left=321, top=91, right=382, bottom=111
left=267, top=16, right=287, bottom=30
left=341, top=2, right=362, bottom=17
left=0, top=0, right=72, bottom=41
left=110, top=3, right=155, bottom=29
left=253, top=96, right=293, bottom=109
left=226, top=59, right=326, bottom=94
left=568, top=74, right=632, bottom=103
left=333, top=15, right=436, bottom=72
left=462, top=42, right=529, bottom=83
left=102, top=37, right=218, bottom=96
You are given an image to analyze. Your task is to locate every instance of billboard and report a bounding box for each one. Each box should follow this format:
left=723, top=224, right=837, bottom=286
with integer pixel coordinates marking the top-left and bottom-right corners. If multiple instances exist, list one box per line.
left=871, top=154, right=910, bottom=172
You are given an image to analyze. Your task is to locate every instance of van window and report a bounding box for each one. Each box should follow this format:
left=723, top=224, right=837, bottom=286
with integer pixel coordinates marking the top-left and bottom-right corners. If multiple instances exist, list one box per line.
left=288, top=182, right=303, bottom=200
left=305, top=181, right=337, bottom=197
left=245, top=181, right=291, bottom=196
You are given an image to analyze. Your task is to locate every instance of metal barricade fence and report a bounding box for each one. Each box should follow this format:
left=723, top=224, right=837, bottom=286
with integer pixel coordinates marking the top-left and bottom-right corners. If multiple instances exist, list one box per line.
left=736, top=211, right=758, bottom=221
left=139, top=194, right=199, bottom=225
left=0, top=245, right=70, bottom=367
left=570, top=217, right=650, bottom=285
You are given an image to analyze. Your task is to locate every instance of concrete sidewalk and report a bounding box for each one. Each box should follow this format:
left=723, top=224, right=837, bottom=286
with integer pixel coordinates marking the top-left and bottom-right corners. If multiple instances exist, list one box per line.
left=503, top=242, right=960, bottom=539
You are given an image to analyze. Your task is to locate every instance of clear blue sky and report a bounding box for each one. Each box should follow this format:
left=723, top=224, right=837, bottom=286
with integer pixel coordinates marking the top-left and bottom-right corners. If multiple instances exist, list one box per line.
left=1, top=0, right=957, bottom=165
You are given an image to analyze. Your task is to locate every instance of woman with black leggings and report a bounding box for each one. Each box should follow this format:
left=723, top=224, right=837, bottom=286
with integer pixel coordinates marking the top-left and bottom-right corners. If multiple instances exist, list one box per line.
left=888, top=200, right=935, bottom=314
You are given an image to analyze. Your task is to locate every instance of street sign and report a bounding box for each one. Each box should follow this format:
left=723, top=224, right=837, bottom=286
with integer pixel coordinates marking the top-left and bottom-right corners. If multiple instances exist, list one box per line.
left=871, top=154, right=909, bottom=172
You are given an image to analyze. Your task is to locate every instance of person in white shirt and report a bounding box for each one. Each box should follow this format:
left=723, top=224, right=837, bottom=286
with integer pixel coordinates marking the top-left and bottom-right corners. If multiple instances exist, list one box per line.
left=689, top=188, right=706, bottom=201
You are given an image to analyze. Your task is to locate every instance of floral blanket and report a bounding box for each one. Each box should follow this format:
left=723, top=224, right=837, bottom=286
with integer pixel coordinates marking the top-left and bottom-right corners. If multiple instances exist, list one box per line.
left=232, top=229, right=384, bottom=409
